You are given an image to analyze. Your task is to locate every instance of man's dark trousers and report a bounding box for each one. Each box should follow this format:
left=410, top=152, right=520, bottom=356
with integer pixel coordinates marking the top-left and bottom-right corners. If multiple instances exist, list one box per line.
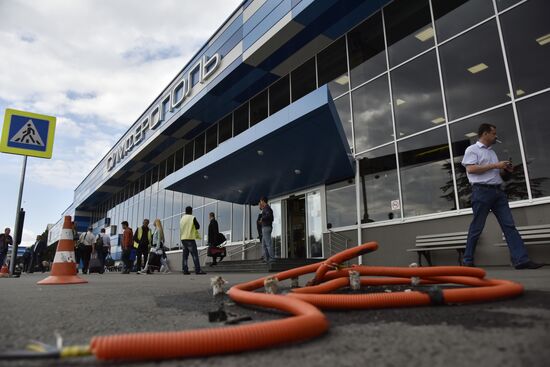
left=181, top=240, right=201, bottom=273
left=464, top=185, right=529, bottom=266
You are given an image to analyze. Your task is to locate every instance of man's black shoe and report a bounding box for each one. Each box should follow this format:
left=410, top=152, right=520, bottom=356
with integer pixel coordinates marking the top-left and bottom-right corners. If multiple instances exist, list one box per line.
left=515, top=261, right=544, bottom=270
left=196, top=271, right=207, bottom=275
left=183, top=271, right=191, bottom=275
left=462, top=262, right=475, bottom=267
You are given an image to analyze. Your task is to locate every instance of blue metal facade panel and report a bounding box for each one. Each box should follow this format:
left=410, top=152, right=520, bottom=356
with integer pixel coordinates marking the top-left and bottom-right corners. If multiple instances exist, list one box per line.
left=243, top=0, right=291, bottom=51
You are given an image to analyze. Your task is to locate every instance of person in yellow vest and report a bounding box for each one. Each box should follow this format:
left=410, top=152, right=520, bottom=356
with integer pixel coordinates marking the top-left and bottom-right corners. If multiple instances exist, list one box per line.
left=133, top=219, right=152, bottom=272
left=179, top=206, right=206, bottom=275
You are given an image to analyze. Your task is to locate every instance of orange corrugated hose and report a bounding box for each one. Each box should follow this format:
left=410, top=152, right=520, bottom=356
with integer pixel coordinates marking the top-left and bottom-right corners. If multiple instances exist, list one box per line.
left=89, top=241, right=523, bottom=361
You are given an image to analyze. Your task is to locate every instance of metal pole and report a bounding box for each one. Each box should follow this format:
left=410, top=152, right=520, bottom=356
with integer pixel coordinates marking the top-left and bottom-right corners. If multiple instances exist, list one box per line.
left=10, top=155, right=27, bottom=274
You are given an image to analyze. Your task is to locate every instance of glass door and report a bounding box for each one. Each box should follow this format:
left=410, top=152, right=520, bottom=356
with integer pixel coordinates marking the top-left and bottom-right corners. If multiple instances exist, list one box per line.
left=307, top=191, right=323, bottom=258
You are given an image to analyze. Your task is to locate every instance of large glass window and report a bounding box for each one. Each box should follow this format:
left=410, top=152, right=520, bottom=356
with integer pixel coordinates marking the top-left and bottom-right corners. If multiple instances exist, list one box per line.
left=391, top=50, right=445, bottom=137
left=352, top=74, right=393, bottom=152
left=439, top=20, right=510, bottom=121
left=307, top=191, right=323, bottom=258
left=384, top=0, right=434, bottom=67
left=269, top=75, right=290, bottom=115
left=194, top=133, right=205, bottom=159
left=233, top=102, right=249, bottom=136
left=517, top=92, right=550, bottom=198
left=450, top=105, right=527, bottom=208
left=326, top=180, right=358, bottom=228
left=359, top=144, right=401, bottom=222
left=432, top=0, right=494, bottom=42
left=398, top=127, right=455, bottom=216
left=232, top=204, right=244, bottom=242
left=218, top=114, right=232, bottom=144
left=348, top=11, right=386, bottom=88
left=291, top=57, right=316, bottom=102
left=500, top=0, right=550, bottom=98
left=250, top=89, right=268, bottom=126
left=166, top=155, right=174, bottom=176
left=317, top=37, right=349, bottom=98
left=184, top=141, right=194, bottom=165
left=174, top=148, right=183, bottom=171
left=333, top=95, right=353, bottom=150
left=217, top=201, right=231, bottom=233
left=205, top=124, right=217, bottom=153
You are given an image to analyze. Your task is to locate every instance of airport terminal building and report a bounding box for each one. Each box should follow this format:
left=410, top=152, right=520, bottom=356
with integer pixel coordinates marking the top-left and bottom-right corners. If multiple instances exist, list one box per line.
left=49, top=0, right=550, bottom=266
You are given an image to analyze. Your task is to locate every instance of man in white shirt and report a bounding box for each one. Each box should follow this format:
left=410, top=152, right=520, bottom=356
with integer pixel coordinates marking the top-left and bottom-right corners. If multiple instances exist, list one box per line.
left=461, top=123, right=542, bottom=269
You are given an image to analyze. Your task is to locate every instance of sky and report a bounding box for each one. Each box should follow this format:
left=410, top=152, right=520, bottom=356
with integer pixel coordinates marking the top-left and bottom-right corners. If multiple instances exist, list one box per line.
left=0, top=0, right=242, bottom=247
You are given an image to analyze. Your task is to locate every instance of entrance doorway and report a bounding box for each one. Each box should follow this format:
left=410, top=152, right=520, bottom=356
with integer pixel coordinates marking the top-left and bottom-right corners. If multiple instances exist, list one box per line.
left=286, top=195, right=306, bottom=259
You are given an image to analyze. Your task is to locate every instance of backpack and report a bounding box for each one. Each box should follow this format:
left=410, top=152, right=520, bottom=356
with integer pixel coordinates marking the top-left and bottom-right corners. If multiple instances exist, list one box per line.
left=216, top=233, right=227, bottom=246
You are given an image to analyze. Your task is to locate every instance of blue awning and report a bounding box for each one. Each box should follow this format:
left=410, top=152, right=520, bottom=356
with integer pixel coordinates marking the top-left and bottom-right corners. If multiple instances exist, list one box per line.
left=163, top=85, right=354, bottom=204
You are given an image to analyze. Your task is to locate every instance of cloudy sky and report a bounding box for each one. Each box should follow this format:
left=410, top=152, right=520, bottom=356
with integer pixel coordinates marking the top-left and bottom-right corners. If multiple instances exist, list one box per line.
left=0, top=0, right=242, bottom=247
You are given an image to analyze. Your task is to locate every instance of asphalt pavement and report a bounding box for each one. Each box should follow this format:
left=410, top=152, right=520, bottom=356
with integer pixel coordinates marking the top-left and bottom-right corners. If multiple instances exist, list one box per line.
left=1, top=267, right=549, bottom=367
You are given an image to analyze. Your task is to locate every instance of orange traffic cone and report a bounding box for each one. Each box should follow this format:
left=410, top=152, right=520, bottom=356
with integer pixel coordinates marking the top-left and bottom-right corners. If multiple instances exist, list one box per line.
left=0, top=263, right=8, bottom=277
left=38, top=216, right=87, bottom=285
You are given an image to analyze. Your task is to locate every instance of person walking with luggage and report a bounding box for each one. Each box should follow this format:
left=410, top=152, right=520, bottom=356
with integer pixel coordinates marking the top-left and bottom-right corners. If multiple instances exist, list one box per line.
left=140, top=218, right=167, bottom=274
left=207, top=212, right=225, bottom=266
left=71, top=222, right=82, bottom=273
left=179, top=206, right=206, bottom=275
left=133, top=219, right=152, bottom=272
left=79, top=227, right=95, bottom=274
left=259, top=196, right=274, bottom=263
left=0, top=227, right=13, bottom=267
left=153, top=219, right=171, bottom=273
left=462, top=123, right=543, bottom=269
left=121, top=221, right=133, bottom=274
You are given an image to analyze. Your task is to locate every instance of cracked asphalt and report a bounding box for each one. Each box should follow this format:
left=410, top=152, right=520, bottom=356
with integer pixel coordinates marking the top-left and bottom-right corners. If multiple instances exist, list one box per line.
left=1, top=267, right=549, bottom=367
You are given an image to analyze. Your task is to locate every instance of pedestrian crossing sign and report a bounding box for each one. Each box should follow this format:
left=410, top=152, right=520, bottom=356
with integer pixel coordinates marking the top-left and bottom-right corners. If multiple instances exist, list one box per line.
left=0, top=108, right=56, bottom=159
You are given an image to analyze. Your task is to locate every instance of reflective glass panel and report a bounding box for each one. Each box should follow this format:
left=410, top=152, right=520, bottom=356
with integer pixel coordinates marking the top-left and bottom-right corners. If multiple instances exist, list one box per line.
left=449, top=105, right=526, bottom=208
left=233, top=102, right=249, bottom=136
left=439, top=20, right=510, bottom=120
left=205, top=125, right=217, bottom=153
left=352, top=74, right=393, bottom=152
left=184, top=142, right=194, bottom=165
left=384, top=0, right=434, bottom=67
left=194, top=133, right=205, bottom=159
left=317, top=37, right=349, bottom=98
left=232, top=204, right=244, bottom=242
left=398, top=127, right=455, bottom=216
left=391, top=51, right=445, bottom=137
left=517, top=92, right=550, bottom=198
left=218, top=114, right=232, bottom=144
left=348, top=11, right=386, bottom=87
left=250, top=89, right=268, bottom=126
left=217, top=201, right=231, bottom=233
left=269, top=75, right=290, bottom=115
left=501, top=0, right=550, bottom=97
left=271, top=201, right=282, bottom=258
left=359, top=144, right=401, bottom=222
left=291, top=57, right=316, bottom=102
left=432, top=0, right=494, bottom=42
left=333, top=94, right=353, bottom=150
left=307, top=191, right=323, bottom=258
left=174, top=148, right=183, bottom=170
left=326, top=180, right=358, bottom=228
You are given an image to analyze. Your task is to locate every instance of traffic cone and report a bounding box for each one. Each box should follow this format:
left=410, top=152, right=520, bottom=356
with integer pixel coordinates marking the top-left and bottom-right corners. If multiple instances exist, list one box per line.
left=38, top=216, right=87, bottom=285
left=0, top=264, right=8, bottom=277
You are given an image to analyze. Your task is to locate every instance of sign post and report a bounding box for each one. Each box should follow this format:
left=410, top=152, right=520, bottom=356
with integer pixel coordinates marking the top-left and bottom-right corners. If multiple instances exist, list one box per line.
left=0, top=108, right=56, bottom=274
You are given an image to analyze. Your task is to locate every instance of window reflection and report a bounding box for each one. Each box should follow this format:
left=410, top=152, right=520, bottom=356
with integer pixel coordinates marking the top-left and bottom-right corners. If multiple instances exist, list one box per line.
left=432, top=0, right=494, bottom=42
left=250, top=89, right=268, bottom=126
left=384, top=0, right=434, bottom=67
left=391, top=51, right=445, bottom=137
left=326, top=180, right=358, bottom=228
left=348, top=11, right=386, bottom=87
left=333, top=94, right=353, bottom=150
left=218, top=114, right=232, bottom=144
left=439, top=20, right=510, bottom=120
left=205, top=125, right=217, bottom=153
left=359, top=144, right=400, bottom=222
left=233, top=102, right=249, bottom=136
left=269, top=75, right=290, bottom=115
left=232, top=204, right=244, bottom=242
left=194, top=133, right=205, bottom=159
left=317, top=37, right=349, bottom=98
left=352, top=74, right=393, bottom=152
left=291, top=57, right=316, bottom=102
left=517, top=92, right=550, bottom=198
left=450, top=105, right=527, bottom=208
left=398, top=127, right=455, bottom=216
left=501, top=0, right=550, bottom=98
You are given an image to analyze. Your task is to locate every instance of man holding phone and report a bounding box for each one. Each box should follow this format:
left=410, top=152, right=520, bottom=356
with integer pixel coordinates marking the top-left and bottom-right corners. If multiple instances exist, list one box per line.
left=461, top=123, right=543, bottom=269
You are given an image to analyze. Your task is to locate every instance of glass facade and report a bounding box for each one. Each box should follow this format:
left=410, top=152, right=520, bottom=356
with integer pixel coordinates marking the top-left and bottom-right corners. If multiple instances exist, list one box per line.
left=88, top=0, right=550, bottom=249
